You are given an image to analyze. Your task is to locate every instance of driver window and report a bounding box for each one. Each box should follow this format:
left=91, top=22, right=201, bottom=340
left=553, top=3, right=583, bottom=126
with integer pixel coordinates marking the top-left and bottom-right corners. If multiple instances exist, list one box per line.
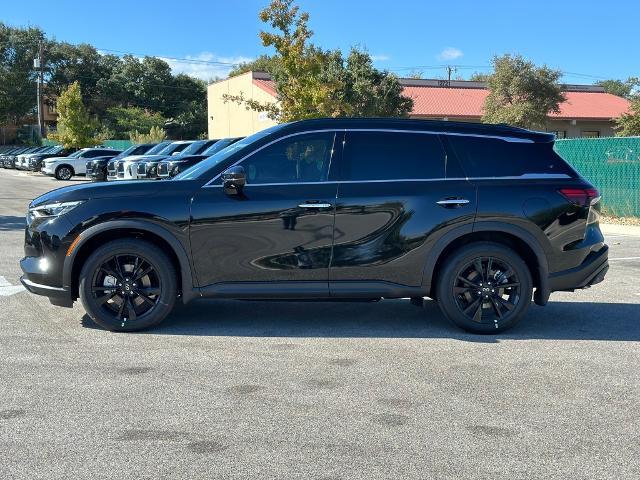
left=241, top=132, right=335, bottom=184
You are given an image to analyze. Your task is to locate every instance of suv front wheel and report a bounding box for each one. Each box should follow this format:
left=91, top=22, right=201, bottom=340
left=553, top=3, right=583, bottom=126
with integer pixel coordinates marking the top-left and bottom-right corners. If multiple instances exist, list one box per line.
left=435, top=242, right=533, bottom=334
left=55, top=165, right=74, bottom=180
left=79, top=239, right=177, bottom=331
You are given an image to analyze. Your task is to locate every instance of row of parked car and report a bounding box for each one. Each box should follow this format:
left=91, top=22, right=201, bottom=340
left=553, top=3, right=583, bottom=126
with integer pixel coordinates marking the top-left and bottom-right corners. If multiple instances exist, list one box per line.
left=0, top=138, right=244, bottom=182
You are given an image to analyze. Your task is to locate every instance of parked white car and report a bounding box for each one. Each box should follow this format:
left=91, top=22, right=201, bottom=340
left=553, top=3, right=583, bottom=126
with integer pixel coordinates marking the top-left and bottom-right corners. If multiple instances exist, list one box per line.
left=42, top=148, right=120, bottom=180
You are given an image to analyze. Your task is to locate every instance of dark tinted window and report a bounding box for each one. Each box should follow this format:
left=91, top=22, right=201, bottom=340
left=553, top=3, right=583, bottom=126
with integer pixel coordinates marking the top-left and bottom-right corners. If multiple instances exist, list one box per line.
left=342, top=131, right=446, bottom=181
left=241, top=132, right=335, bottom=184
left=447, top=136, right=575, bottom=177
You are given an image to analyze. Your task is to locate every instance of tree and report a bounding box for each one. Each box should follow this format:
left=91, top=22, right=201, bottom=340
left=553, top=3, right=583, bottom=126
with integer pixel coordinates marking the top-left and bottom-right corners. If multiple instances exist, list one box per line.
left=224, top=0, right=412, bottom=121
left=48, top=82, right=99, bottom=148
left=469, top=72, right=490, bottom=82
left=130, top=125, right=167, bottom=143
left=597, top=78, right=638, bottom=99
left=482, top=54, right=565, bottom=129
left=0, top=23, right=44, bottom=125
left=615, top=96, right=640, bottom=136
left=105, top=106, right=165, bottom=138
left=228, top=55, right=281, bottom=77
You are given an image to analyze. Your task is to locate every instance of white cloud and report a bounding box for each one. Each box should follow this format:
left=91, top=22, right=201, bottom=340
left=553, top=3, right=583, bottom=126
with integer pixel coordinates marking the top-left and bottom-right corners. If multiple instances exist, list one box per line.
left=371, top=54, right=391, bottom=62
left=437, top=47, right=463, bottom=61
left=160, top=52, right=254, bottom=81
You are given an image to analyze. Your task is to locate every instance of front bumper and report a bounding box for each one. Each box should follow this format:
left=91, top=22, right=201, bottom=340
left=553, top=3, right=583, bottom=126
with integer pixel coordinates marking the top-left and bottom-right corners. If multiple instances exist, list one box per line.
left=548, top=244, right=609, bottom=292
left=41, top=165, right=54, bottom=175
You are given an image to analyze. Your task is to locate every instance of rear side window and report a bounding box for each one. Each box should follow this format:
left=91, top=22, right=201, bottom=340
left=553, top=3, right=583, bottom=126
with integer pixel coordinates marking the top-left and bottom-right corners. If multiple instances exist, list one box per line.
left=342, top=131, right=446, bottom=181
left=447, top=136, right=575, bottom=177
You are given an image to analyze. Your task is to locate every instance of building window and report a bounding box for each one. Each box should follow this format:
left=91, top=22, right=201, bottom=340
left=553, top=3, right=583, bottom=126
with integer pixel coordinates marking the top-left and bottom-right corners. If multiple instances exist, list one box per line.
left=549, top=130, right=567, bottom=139
left=581, top=130, right=600, bottom=138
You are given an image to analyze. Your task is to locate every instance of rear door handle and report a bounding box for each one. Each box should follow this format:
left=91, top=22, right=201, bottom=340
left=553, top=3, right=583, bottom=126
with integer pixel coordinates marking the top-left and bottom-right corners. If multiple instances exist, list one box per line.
left=436, top=198, right=470, bottom=207
left=298, top=202, right=332, bottom=209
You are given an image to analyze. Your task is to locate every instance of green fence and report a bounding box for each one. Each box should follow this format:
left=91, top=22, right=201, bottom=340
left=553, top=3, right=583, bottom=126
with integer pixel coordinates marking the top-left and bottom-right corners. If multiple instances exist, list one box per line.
left=42, top=139, right=133, bottom=150
left=554, top=137, right=640, bottom=217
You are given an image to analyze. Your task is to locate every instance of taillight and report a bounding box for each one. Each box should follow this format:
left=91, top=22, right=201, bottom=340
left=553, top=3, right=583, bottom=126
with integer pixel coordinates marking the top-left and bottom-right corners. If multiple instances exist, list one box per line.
left=558, top=187, right=600, bottom=207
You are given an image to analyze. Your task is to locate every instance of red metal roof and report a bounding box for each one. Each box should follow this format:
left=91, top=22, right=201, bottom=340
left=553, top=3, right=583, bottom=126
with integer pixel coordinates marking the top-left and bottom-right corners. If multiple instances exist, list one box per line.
left=252, top=77, right=630, bottom=120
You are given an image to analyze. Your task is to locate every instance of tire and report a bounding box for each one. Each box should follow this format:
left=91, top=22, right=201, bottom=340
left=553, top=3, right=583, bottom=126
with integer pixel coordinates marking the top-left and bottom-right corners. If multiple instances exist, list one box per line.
left=55, top=165, right=74, bottom=180
left=79, top=239, right=177, bottom=332
left=435, top=242, right=533, bottom=334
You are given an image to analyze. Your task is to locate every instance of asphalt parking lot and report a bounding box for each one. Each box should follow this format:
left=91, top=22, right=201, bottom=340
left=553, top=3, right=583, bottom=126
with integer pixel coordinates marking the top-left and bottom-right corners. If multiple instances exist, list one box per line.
left=0, top=168, right=638, bottom=479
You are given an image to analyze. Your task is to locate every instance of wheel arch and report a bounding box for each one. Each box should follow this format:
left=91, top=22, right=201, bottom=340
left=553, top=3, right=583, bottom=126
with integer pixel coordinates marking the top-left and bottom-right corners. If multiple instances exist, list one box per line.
left=63, top=220, right=198, bottom=304
left=422, top=222, right=550, bottom=305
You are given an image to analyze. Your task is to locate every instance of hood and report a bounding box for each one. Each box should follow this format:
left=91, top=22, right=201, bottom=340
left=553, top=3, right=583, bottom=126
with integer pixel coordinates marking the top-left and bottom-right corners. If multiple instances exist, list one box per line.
left=119, top=154, right=168, bottom=164
left=43, top=156, right=72, bottom=163
left=31, top=179, right=166, bottom=207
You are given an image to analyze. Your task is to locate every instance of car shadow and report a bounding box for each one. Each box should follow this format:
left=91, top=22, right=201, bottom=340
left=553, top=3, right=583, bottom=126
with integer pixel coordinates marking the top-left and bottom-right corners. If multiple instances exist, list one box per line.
left=82, top=298, right=640, bottom=342
left=0, top=215, right=26, bottom=231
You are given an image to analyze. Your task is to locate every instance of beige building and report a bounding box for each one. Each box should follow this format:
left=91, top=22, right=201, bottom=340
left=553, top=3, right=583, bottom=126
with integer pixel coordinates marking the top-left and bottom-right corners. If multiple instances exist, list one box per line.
left=208, top=72, right=630, bottom=139
left=207, top=71, right=277, bottom=139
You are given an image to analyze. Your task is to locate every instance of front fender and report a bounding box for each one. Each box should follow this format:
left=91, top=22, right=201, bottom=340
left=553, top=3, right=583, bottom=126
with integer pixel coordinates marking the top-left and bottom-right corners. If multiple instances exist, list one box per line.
left=62, top=219, right=198, bottom=303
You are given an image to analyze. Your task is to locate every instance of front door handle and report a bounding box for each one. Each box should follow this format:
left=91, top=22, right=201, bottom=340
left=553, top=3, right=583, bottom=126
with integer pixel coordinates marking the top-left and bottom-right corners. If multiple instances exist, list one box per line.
left=436, top=198, right=470, bottom=208
left=298, top=202, right=332, bottom=209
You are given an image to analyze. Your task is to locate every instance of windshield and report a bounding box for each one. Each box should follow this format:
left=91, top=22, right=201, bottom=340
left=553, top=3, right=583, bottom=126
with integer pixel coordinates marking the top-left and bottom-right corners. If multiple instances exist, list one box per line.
left=67, top=150, right=85, bottom=158
left=144, top=142, right=171, bottom=155
left=178, top=141, right=208, bottom=156
left=112, top=144, right=143, bottom=160
left=158, top=142, right=191, bottom=156
left=174, top=125, right=285, bottom=181
left=202, top=138, right=238, bottom=156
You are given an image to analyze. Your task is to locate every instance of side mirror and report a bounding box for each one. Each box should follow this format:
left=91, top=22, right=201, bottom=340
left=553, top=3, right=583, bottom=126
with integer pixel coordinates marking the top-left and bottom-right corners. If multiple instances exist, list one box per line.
left=222, top=165, right=246, bottom=195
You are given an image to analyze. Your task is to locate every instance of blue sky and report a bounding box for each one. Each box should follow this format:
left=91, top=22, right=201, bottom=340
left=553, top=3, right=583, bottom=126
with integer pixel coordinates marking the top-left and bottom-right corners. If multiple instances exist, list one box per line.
left=3, top=0, right=639, bottom=83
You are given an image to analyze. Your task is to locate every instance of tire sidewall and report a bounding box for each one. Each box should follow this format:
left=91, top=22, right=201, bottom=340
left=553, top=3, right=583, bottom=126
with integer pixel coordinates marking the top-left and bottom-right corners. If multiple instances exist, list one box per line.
left=436, top=242, right=533, bottom=334
left=79, top=239, right=177, bottom=332
left=55, top=165, right=73, bottom=180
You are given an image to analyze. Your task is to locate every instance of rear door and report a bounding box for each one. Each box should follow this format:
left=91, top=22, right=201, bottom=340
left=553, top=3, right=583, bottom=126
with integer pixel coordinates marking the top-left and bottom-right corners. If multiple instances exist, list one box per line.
left=329, top=130, right=477, bottom=293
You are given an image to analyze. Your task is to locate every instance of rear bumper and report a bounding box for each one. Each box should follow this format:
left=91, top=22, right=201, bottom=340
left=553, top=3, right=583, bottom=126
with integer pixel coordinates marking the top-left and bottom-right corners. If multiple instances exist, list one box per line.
left=548, top=244, right=609, bottom=292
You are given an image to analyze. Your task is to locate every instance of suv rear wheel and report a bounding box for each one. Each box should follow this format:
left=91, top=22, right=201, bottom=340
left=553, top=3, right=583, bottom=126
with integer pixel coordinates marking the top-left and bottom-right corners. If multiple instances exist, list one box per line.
left=79, top=239, right=177, bottom=332
left=435, top=242, right=532, bottom=334
left=55, top=165, right=74, bottom=180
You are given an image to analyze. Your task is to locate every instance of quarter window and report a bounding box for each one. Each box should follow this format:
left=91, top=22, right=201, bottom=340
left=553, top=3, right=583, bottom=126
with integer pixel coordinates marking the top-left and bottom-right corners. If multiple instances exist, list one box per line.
left=447, top=135, right=575, bottom=177
left=241, top=132, right=335, bottom=184
left=342, top=131, right=446, bottom=181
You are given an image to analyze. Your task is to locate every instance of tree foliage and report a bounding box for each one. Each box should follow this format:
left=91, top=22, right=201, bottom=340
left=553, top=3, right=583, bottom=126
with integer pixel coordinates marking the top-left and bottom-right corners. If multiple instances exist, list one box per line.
left=224, top=0, right=412, bottom=122
left=0, top=22, right=208, bottom=138
left=48, top=82, right=99, bottom=148
left=105, top=106, right=166, bottom=138
left=597, top=78, right=638, bottom=99
left=482, top=54, right=565, bottom=129
left=228, top=55, right=281, bottom=77
left=0, top=23, right=44, bottom=125
left=130, top=125, right=167, bottom=143
left=615, top=96, right=640, bottom=136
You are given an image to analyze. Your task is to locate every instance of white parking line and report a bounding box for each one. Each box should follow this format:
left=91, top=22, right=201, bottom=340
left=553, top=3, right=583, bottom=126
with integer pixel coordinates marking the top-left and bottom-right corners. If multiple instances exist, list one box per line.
left=0, top=275, right=25, bottom=296
left=608, top=257, right=640, bottom=261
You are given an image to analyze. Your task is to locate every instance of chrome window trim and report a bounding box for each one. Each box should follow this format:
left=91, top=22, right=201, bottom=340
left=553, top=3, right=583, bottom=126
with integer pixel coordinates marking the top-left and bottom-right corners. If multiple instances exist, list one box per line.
left=202, top=128, right=540, bottom=188
left=203, top=174, right=571, bottom=188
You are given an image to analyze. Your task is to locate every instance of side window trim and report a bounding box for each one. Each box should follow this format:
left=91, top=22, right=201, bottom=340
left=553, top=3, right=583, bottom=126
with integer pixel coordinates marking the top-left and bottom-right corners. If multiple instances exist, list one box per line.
left=340, top=130, right=448, bottom=182
left=204, top=129, right=341, bottom=187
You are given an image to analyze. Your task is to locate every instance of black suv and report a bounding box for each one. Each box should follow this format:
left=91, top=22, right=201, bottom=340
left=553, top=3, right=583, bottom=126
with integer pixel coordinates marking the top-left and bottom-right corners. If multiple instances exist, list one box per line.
left=20, top=118, right=608, bottom=333
left=157, top=137, right=243, bottom=178
left=86, top=143, right=156, bottom=182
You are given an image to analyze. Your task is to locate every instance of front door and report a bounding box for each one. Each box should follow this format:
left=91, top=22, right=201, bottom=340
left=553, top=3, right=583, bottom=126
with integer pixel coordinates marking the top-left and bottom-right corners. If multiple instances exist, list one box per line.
left=190, top=131, right=339, bottom=295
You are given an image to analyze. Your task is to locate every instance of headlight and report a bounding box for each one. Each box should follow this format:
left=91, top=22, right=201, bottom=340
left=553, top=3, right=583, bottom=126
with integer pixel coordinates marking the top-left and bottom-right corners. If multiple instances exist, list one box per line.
left=29, top=200, right=85, bottom=218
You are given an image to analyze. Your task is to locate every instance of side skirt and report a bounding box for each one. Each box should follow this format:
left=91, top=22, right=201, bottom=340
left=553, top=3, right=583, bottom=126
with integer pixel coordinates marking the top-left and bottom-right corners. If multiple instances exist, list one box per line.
left=196, top=280, right=427, bottom=301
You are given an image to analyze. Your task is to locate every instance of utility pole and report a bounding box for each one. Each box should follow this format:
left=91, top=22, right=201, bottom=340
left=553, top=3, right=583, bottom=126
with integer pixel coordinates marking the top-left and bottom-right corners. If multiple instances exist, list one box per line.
left=34, top=41, right=44, bottom=138
left=446, top=65, right=457, bottom=83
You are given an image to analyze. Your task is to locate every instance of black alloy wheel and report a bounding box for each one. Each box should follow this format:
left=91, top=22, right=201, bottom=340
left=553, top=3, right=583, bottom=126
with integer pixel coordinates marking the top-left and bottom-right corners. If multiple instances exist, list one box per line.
left=79, top=239, right=177, bottom=331
left=435, top=242, right=532, bottom=334
left=453, top=256, right=521, bottom=325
